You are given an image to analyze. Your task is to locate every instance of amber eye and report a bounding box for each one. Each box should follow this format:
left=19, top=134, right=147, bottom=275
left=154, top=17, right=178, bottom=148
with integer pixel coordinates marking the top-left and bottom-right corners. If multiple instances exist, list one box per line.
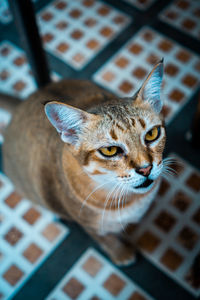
left=99, top=146, right=122, bottom=157
left=145, top=126, right=160, bottom=143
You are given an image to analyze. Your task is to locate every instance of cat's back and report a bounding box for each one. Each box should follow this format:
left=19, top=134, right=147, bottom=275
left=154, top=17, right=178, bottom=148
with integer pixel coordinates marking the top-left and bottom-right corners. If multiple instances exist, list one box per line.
left=3, top=79, right=115, bottom=202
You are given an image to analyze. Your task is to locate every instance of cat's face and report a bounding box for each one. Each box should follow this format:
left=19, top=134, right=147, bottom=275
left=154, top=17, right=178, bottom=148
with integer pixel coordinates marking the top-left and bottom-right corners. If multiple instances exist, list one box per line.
left=81, top=102, right=166, bottom=195
left=45, top=61, right=165, bottom=195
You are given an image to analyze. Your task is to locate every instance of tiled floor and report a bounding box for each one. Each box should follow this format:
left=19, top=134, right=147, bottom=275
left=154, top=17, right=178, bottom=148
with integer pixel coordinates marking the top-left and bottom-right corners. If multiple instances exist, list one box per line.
left=93, top=26, right=200, bottom=124
left=0, top=173, right=69, bottom=300
left=37, top=0, right=130, bottom=70
left=46, top=248, right=153, bottom=300
left=0, top=0, right=200, bottom=299
left=159, top=0, right=200, bottom=41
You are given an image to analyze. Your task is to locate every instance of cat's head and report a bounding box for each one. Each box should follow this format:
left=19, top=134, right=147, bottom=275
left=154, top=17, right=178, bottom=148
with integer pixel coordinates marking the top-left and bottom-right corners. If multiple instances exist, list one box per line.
left=45, top=61, right=166, bottom=195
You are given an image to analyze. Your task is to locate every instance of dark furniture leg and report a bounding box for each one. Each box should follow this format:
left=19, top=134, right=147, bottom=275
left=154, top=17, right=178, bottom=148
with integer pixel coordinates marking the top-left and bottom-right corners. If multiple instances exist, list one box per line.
left=8, top=0, right=51, bottom=88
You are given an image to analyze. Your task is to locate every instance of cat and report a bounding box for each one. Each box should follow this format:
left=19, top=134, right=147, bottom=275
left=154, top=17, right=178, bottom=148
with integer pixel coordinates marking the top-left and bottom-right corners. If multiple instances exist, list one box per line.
left=3, top=60, right=166, bottom=265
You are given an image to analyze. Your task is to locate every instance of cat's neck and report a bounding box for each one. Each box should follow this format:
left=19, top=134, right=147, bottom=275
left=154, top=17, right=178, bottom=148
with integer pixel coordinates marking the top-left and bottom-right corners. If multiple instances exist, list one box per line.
left=61, top=146, right=156, bottom=211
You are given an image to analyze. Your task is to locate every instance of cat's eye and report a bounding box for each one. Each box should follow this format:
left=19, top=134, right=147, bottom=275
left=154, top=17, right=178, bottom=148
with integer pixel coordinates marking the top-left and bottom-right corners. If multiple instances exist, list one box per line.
left=145, top=126, right=160, bottom=143
left=99, top=146, right=122, bottom=157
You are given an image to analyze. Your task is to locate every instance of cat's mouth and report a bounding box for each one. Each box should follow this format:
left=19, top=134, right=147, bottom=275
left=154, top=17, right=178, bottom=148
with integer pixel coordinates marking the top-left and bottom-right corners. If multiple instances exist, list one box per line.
left=135, top=179, right=154, bottom=189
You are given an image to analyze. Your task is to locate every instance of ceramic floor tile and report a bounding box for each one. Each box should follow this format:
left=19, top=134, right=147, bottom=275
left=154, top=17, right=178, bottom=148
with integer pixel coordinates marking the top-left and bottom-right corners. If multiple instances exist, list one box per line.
left=93, top=26, right=200, bottom=124
left=46, top=247, right=154, bottom=300
left=0, top=172, right=69, bottom=300
left=159, top=0, right=200, bottom=41
left=37, top=0, right=131, bottom=70
left=123, top=0, right=156, bottom=10
left=130, top=154, right=200, bottom=297
left=0, top=40, right=61, bottom=144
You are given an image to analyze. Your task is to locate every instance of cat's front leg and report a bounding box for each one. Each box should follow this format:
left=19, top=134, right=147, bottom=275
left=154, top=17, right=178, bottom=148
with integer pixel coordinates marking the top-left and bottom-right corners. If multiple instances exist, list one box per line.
left=87, top=230, right=137, bottom=266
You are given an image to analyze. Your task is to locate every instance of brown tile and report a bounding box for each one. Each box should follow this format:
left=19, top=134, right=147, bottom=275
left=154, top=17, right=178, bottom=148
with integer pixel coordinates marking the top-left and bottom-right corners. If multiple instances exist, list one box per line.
left=119, top=80, right=133, bottom=93
left=69, top=9, right=82, bottom=19
left=165, top=63, right=179, bottom=77
left=154, top=211, right=176, bottom=233
left=23, top=243, right=43, bottom=263
left=100, top=26, right=113, bottom=38
left=0, top=69, right=10, bottom=80
left=71, top=30, right=84, bottom=40
left=41, top=12, right=53, bottom=22
left=182, top=18, right=196, bottom=31
left=169, top=89, right=185, bottom=103
left=0, top=251, right=3, bottom=262
left=23, top=207, right=41, bottom=225
left=158, top=178, right=170, bottom=196
left=54, top=1, right=67, bottom=10
left=90, top=296, right=101, bottom=300
left=42, top=33, right=54, bottom=43
left=171, top=191, right=192, bottom=212
left=177, top=0, right=190, bottom=10
left=86, top=39, right=100, bottom=50
left=13, top=56, right=26, bottom=66
left=82, top=255, right=103, bottom=277
left=165, top=10, right=179, bottom=21
left=142, top=29, right=155, bottom=42
left=161, top=105, right=171, bottom=118
left=158, top=39, right=173, bottom=52
left=137, top=230, right=161, bottom=253
left=115, top=56, right=129, bottom=68
left=5, top=192, right=21, bottom=208
left=97, top=5, right=110, bottom=16
left=132, top=67, right=147, bottom=79
left=83, top=0, right=95, bottom=7
left=169, top=160, right=184, bottom=176
left=194, top=8, right=200, bottom=18
left=128, top=291, right=147, bottom=300
left=3, top=264, right=24, bottom=286
left=112, top=15, right=126, bottom=24
left=4, top=226, right=23, bottom=246
left=0, top=46, right=10, bottom=56
left=186, top=172, right=200, bottom=192
left=56, top=42, right=69, bottom=53
left=177, top=226, right=198, bottom=250
left=84, top=18, right=97, bottom=27
left=72, top=53, right=85, bottom=64
left=12, top=80, right=26, bottom=92
left=182, top=74, right=198, bottom=88
left=194, top=61, right=200, bottom=73
left=62, top=277, right=85, bottom=299
left=103, top=273, right=126, bottom=296
left=146, top=53, right=160, bottom=65
left=176, top=50, right=191, bottom=63
left=56, top=21, right=68, bottom=30
left=160, top=248, right=183, bottom=271
left=0, top=293, right=4, bottom=299
left=129, top=43, right=143, bottom=55
left=42, top=223, right=61, bottom=242
left=192, top=208, right=200, bottom=226
left=102, top=71, right=115, bottom=82
left=185, top=253, right=200, bottom=289
left=0, top=213, right=4, bottom=224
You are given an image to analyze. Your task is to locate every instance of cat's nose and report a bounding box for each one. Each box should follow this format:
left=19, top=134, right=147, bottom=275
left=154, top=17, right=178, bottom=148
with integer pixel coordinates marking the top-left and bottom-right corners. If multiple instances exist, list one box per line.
left=136, top=164, right=152, bottom=177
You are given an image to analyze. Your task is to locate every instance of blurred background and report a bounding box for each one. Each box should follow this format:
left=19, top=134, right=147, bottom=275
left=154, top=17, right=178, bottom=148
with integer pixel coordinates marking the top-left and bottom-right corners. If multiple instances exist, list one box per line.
left=0, top=0, right=199, bottom=299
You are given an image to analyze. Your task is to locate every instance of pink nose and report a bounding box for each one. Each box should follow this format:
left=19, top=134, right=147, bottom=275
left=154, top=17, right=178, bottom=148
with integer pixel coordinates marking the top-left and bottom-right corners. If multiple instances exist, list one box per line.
left=136, top=165, right=152, bottom=177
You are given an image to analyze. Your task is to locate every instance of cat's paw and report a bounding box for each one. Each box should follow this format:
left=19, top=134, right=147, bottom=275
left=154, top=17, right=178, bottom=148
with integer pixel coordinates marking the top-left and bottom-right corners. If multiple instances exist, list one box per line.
left=109, top=246, right=137, bottom=266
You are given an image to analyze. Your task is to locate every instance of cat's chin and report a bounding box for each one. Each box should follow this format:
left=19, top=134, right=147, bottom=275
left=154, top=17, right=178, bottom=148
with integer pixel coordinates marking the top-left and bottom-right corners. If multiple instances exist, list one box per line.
left=130, top=179, right=155, bottom=194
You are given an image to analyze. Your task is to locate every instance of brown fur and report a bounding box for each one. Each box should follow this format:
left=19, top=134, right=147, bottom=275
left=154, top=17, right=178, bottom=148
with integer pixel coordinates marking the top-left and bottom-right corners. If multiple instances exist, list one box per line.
left=3, top=63, right=166, bottom=265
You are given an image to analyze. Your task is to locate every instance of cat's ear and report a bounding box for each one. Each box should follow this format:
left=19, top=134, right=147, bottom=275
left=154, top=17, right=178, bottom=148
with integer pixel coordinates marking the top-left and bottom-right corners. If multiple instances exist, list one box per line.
left=137, top=60, right=164, bottom=113
left=45, top=101, right=94, bottom=145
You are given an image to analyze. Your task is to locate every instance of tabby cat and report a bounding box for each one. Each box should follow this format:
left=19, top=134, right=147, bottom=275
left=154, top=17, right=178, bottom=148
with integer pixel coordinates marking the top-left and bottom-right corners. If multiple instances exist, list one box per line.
left=3, top=61, right=166, bottom=265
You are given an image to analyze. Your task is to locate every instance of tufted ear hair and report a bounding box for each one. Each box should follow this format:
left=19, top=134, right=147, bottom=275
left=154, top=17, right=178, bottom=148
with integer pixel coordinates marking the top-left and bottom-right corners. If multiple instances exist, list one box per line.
left=138, top=59, right=164, bottom=113
left=45, top=101, right=94, bottom=145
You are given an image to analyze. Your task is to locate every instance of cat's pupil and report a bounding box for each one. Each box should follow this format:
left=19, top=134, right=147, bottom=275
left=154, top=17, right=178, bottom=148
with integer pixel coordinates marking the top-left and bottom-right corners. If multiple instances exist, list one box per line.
left=108, top=147, right=112, bottom=152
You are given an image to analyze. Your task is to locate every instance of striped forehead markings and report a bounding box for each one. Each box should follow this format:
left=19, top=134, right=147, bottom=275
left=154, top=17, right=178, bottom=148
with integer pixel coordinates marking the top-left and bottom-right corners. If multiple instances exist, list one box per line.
left=138, top=118, right=146, bottom=129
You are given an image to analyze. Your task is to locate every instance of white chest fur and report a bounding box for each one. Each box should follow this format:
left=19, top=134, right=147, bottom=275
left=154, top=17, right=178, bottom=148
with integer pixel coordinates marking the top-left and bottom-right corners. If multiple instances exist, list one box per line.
left=98, top=183, right=159, bottom=235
